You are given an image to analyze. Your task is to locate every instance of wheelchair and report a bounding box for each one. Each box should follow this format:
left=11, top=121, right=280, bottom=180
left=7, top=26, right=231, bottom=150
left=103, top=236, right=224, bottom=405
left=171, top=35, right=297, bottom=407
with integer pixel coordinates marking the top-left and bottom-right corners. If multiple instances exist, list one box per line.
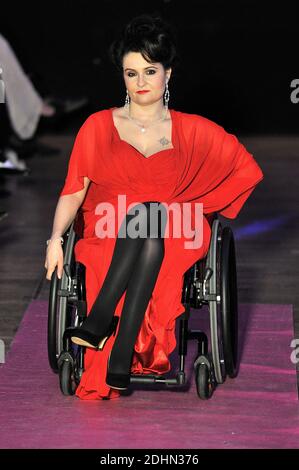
left=48, top=210, right=239, bottom=400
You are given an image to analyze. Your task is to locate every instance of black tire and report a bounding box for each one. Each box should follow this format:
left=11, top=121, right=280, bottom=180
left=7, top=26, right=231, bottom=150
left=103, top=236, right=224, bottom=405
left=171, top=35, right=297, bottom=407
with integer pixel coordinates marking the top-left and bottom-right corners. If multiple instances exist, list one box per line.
left=48, top=267, right=59, bottom=372
left=195, top=363, right=213, bottom=400
left=59, top=359, right=77, bottom=396
left=221, top=227, right=239, bottom=378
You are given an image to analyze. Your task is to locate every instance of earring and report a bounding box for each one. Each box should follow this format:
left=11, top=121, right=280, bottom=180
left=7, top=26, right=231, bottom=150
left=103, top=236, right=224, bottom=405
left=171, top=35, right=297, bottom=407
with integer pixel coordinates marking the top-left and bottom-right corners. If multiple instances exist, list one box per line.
left=164, top=80, right=170, bottom=111
left=125, top=90, right=130, bottom=108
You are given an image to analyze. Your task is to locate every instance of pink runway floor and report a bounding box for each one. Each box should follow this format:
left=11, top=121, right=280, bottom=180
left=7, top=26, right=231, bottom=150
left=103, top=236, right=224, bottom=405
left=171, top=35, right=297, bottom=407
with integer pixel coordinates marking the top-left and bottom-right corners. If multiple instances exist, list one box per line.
left=0, top=300, right=298, bottom=449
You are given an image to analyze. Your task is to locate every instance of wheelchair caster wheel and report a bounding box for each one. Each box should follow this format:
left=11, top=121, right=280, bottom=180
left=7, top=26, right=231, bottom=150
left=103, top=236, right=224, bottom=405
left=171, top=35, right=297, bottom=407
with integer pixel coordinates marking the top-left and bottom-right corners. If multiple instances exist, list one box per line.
left=194, top=355, right=214, bottom=400
left=59, top=358, right=77, bottom=396
left=195, top=363, right=214, bottom=400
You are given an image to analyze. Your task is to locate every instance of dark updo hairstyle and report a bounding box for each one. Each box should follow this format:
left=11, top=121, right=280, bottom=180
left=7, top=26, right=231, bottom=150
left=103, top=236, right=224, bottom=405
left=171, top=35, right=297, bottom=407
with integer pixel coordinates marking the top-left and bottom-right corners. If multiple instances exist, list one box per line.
left=109, top=13, right=180, bottom=74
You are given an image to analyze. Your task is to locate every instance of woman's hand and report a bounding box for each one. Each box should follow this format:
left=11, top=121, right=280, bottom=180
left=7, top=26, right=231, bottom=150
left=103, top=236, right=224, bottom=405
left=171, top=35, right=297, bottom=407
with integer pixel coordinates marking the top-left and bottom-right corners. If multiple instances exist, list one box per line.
left=44, top=239, right=64, bottom=280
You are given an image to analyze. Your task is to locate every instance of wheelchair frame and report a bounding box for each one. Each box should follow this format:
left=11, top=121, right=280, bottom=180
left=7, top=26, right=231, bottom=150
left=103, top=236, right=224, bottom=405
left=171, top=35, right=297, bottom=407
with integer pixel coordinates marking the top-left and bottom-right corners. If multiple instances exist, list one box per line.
left=48, top=211, right=239, bottom=400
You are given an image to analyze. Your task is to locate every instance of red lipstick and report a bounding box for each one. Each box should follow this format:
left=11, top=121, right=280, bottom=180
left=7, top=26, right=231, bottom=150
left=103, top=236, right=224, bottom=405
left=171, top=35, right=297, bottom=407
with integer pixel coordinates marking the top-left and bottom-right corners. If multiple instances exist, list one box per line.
left=136, top=90, right=150, bottom=94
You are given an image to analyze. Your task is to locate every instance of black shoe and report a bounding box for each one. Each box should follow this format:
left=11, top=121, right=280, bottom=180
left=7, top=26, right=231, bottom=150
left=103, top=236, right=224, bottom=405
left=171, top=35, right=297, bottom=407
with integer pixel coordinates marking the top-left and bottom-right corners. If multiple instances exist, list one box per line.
left=106, top=351, right=132, bottom=390
left=63, top=316, right=119, bottom=350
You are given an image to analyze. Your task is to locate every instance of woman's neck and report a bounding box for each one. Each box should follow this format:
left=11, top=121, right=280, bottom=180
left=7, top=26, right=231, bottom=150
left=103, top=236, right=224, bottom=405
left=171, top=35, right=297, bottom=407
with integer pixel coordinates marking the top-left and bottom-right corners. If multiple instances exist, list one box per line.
left=125, top=101, right=166, bottom=122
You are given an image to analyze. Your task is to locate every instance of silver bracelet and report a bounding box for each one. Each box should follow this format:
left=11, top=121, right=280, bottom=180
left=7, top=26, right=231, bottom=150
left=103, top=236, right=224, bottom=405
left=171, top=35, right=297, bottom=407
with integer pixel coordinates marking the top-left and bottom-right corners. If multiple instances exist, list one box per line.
left=46, top=236, right=64, bottom=246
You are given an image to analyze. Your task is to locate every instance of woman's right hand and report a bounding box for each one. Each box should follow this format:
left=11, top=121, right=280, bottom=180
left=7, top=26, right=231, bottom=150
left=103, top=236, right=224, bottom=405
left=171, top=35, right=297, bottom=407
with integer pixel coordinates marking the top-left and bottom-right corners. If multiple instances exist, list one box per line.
left=44, top=239, right=64, bottom=280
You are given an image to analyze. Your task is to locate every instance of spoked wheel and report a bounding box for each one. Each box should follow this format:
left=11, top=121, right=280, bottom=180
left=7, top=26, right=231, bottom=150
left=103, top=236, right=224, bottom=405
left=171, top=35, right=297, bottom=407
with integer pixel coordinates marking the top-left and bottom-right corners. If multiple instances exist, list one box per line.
left=47, top=222, right=77, bottom=372
left=221, top=227, right=239, bottom=378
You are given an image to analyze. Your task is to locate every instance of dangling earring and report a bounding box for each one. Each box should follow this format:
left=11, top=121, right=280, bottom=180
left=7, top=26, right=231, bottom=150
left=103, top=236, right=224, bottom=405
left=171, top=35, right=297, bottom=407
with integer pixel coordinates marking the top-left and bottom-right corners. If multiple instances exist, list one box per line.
left=125, top=89, right=130, bottom=108
left=164, top=79, right=170, bottom=112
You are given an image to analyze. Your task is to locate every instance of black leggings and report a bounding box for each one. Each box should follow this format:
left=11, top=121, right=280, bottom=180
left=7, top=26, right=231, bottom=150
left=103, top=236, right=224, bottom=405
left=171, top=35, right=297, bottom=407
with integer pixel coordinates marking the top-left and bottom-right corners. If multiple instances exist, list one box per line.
left=82, top=201, right=168, bottom=374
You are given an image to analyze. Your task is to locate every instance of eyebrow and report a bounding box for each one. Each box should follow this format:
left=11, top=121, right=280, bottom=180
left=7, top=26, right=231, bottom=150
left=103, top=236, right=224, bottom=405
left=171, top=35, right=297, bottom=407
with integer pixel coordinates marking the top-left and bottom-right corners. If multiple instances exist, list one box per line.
left=124, top=66, right=158, bottom=71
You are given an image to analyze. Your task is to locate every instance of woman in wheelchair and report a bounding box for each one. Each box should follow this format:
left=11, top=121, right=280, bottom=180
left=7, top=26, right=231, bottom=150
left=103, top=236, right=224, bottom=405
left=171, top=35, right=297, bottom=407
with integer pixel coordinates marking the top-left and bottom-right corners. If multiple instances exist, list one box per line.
left=44, top=14, right=263, bottom=400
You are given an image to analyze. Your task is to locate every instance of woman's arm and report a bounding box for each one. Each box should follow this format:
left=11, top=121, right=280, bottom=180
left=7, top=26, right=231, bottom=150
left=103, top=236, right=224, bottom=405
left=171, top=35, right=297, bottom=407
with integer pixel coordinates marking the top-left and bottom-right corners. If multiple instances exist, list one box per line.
left=44, top=176, right=90, bottom=280
left=50, top=176, right=90, bottom=239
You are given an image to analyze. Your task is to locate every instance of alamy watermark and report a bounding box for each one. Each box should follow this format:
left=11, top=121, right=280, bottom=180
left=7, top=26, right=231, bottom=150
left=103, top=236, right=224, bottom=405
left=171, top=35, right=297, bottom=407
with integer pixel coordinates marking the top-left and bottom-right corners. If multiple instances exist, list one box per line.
left=93, top=195, right=204, bottom=250
left=0, top=66, right=5, bottom=103
left=0, top=339, right=5, bottom=363
left=290, top=339, right=299, bottom=365
left=290, top=79, right=299, bottom=103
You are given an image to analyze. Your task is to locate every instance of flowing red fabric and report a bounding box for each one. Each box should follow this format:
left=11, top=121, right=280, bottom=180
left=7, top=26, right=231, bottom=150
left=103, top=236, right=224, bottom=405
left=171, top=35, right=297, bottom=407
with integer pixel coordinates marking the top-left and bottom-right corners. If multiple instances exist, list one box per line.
left=59, top=107, right=264, bottom=400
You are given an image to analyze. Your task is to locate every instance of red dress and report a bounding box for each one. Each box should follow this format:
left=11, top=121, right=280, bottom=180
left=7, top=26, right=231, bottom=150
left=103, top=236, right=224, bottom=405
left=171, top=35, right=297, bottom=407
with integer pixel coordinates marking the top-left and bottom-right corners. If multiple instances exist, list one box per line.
left=59, top=107, right=264, bottom=400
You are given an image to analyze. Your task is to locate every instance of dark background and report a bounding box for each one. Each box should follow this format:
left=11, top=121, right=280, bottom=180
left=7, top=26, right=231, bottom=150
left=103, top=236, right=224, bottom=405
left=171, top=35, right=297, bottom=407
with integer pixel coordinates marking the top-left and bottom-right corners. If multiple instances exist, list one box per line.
left=0, top=0, right=298, bottom=134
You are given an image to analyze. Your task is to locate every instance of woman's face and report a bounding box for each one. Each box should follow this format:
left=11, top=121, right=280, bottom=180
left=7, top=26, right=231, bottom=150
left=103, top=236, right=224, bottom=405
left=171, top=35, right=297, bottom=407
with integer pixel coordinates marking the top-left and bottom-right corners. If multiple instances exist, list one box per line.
left=122, top=51, right=171, bottom=106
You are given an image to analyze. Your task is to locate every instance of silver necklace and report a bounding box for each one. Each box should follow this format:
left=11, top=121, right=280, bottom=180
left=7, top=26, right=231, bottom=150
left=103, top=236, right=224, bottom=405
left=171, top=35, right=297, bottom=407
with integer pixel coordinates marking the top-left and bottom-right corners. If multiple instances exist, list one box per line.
left=125, top=106, right=168, bottom=133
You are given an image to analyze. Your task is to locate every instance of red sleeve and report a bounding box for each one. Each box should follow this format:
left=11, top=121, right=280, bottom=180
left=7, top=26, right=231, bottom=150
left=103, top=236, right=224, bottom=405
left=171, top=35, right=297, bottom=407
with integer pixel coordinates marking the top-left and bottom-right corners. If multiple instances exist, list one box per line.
left=215, top=133, right=264, bottom=219
left=196, top=117, right=264, bottom=219
left=59, top=115, right=97, bottom=197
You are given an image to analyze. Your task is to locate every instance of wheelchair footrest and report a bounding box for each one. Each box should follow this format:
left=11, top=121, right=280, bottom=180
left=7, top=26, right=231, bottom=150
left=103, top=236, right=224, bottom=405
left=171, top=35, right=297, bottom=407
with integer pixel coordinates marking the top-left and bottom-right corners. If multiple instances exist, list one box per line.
left=130, top=371, right=186, bottom=386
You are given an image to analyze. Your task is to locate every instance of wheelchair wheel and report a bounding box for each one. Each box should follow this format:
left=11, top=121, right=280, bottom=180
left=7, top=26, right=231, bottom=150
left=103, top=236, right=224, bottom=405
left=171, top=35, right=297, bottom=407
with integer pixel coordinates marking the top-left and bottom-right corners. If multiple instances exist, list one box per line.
left=47, top=222, right=77, bottom=372
left=206, top=219, right=227, bottom=384
left=221, top=226, right=238, bottom=378
left=205, top=219, right=239, bottom=384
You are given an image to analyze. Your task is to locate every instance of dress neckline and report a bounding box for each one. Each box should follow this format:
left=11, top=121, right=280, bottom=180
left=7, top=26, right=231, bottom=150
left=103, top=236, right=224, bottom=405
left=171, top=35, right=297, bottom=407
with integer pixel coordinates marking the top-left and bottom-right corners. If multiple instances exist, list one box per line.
left=110, top=106, right=176, bottom=160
